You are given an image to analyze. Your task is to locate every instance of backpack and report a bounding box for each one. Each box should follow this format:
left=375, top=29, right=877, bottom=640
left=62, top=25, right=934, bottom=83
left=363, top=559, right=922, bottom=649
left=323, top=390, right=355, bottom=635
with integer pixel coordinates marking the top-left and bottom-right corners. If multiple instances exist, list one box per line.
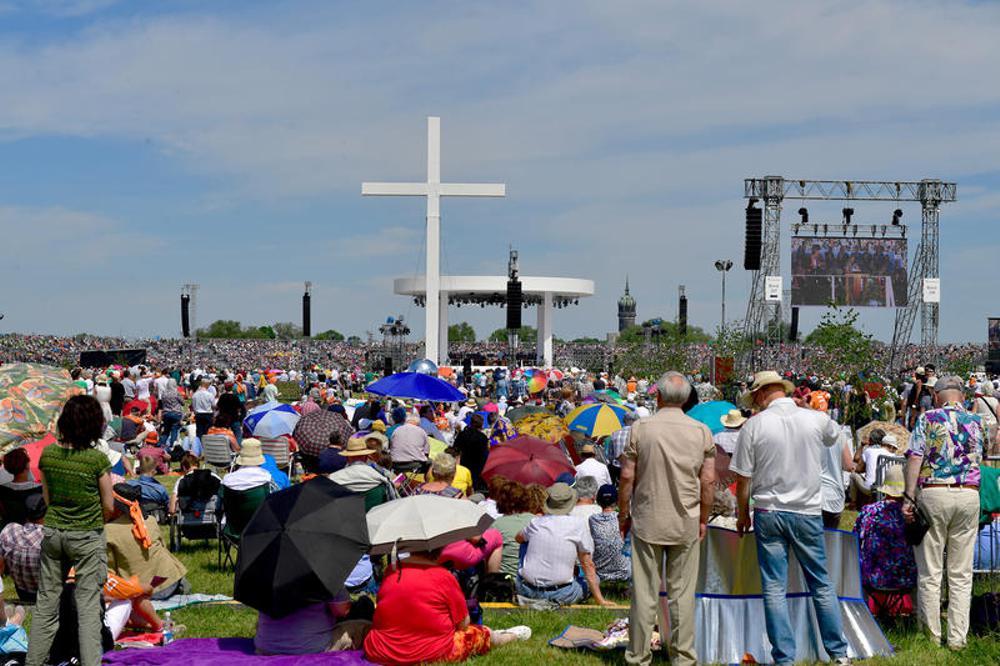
left=970, top=592, right=1000, bottom=634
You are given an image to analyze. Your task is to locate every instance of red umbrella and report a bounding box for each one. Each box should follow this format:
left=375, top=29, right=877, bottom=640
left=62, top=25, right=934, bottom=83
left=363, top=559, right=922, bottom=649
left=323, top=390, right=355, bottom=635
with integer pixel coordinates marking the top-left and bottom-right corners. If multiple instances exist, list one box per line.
left=482, top=436, right=574, bottom=486
left=482, top=402, right=499, bottom=413
left=24, top=433, right=55, bottom=482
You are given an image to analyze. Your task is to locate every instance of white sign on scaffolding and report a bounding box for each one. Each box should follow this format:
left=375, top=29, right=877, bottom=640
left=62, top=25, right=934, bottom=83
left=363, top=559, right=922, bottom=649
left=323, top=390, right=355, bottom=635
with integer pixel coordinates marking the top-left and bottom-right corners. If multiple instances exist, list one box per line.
left=922, top=278, right=941, bottom=304
left=765, top=276, right=783, bottom=302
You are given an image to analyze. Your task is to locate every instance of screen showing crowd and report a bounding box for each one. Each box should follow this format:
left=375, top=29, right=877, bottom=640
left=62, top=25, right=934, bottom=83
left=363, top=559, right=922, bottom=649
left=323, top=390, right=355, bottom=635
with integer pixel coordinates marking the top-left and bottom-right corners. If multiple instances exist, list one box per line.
left=989, top=318, right=1000, bottom=350
left=790, top=237, right=908, bottom=307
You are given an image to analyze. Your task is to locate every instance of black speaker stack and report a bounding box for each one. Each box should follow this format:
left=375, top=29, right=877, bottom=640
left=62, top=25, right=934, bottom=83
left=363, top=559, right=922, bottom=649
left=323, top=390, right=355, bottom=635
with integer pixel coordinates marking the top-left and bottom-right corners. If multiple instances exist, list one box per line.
left=302, top=291, right=312, bottom=338
left=744, top=200, right=762, bottom=271
left=180, top=295, right=191, bottom=338
left=506, top=279, right=522, bottom=330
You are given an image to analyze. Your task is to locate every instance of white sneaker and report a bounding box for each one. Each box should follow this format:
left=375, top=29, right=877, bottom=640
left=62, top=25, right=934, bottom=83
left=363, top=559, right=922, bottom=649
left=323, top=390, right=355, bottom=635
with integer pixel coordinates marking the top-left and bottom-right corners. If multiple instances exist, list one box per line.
left=494, top=625, right=532, bottom=641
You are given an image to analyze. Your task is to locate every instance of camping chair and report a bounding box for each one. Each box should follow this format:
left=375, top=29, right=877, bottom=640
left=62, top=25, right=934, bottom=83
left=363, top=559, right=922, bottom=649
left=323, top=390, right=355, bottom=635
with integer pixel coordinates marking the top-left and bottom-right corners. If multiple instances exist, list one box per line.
left=202, top=434, right=236, bottom=473
left=170, top=469, right=222, bottom=552
left=873, top=455, right=906, bottom=501
left=259, top=436, right=294, bottom=477
left=217, top=483, right=270, bottom=570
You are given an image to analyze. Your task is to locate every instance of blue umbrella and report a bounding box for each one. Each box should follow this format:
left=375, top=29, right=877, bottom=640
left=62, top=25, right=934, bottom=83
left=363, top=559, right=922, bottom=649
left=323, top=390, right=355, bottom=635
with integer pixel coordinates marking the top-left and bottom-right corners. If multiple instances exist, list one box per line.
left=365, top=372, right=464, bottom=403
left=244, top=402, right=301, bottom=438
left=686, top=400, right=738, bottom=435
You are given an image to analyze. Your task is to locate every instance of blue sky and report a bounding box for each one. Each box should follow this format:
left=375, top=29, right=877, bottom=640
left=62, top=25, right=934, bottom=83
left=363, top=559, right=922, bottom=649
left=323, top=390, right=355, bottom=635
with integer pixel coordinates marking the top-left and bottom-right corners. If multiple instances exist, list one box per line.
left=1, top=0, right=999, bottom=343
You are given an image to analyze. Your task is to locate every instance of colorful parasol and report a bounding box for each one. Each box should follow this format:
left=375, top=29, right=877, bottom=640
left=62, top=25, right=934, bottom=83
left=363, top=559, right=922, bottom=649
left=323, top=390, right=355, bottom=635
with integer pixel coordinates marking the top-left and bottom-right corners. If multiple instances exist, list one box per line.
left=522, top=369, right=548, bottom=395
left=565, top=403, right=628, bottom=438
left=513, top=412, right=569, bottom=444
left=0, top=363, right=82, bottom=453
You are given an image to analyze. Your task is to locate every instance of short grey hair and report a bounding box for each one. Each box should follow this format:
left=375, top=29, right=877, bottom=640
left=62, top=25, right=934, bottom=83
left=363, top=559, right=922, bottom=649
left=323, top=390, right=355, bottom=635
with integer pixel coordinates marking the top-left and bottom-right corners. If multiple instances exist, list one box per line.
left=934, top=375, right=966, bottom=395
left=431, top=453, right=457, bottom=480
left=574, top=475, right=598, bottom=500
left=656, top=371, right=691, bottom=405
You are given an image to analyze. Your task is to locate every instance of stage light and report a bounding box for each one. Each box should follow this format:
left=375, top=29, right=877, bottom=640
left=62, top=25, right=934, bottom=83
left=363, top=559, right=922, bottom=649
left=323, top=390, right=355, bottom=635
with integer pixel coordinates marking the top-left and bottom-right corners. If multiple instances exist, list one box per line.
left=892, top=209, right=903, bottom=225
left=842, top=207, right=854, bottom=224
left=823, top=224, right=828, bottom=235
left=792, top=224, right=800, bottom=235
left=798, top=207, right=809, bottom=224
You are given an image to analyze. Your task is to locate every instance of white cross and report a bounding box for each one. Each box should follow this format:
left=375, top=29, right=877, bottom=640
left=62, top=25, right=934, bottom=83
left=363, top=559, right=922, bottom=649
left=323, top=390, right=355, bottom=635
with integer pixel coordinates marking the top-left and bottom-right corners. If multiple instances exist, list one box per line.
left=362, top=116, right=506, bottom=366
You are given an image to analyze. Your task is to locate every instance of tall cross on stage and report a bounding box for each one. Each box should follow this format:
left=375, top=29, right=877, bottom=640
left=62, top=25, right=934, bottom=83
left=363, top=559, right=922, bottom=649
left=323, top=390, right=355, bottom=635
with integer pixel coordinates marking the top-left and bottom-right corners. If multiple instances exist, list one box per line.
left=362, top=116, right=506, bottom=366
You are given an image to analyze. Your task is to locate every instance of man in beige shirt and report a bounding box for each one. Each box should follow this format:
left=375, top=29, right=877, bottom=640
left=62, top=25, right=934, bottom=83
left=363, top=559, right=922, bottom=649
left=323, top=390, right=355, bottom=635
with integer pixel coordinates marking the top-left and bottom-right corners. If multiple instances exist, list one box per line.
left=619, top=371, right=715, bottom=666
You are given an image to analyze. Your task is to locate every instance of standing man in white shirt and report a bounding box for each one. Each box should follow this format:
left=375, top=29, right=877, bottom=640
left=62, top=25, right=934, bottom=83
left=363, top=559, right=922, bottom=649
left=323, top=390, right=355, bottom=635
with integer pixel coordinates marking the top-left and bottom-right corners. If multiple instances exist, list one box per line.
left=730, top=371, right=849, bottom=666
left=575, top=443, right=612, bottom=489
left=191, top=379, right=216, bottom=438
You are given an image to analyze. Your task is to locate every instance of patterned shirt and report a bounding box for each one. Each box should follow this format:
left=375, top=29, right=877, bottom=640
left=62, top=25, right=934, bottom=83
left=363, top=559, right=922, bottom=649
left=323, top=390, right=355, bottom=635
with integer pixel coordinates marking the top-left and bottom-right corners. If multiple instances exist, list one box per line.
left=906, top=402, right=982, bottom=487
left=854, top=500, right=916, bottom=590
left=0, top=522, right=43, bottom=594
left=38, top=445, right=111, bottom=530
left=588, top=512, right=631, bottom=582
left=607, top=427, right=631, bottom=469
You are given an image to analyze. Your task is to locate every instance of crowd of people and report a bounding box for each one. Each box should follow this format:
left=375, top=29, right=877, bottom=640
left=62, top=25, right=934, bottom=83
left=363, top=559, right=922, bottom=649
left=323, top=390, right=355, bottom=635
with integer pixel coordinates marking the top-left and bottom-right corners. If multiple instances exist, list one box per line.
left=0, top=355, right=997, bottom=664
left=0, top=333, right=990, bottom=381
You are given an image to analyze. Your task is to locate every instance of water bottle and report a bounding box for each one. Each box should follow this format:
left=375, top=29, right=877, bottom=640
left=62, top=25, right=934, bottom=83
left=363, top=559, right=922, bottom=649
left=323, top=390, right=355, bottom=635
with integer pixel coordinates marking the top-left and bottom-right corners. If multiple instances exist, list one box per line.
left=162, top=611, right=174, bottom=644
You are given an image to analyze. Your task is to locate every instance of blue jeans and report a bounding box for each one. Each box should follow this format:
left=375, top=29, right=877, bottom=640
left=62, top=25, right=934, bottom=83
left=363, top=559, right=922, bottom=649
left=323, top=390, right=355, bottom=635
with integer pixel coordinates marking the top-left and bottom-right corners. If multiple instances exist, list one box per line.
left=754, top=510, right=848, bottom=664
left=161, top=411, right=183, bottom=448
left=515, top=575, right=588, bottom=605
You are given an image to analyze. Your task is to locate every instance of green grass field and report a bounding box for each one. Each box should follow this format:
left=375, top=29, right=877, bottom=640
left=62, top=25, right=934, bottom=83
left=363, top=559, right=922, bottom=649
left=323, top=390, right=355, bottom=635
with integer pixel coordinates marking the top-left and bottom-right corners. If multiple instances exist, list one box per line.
left=16, top=475, right=997, bottom=665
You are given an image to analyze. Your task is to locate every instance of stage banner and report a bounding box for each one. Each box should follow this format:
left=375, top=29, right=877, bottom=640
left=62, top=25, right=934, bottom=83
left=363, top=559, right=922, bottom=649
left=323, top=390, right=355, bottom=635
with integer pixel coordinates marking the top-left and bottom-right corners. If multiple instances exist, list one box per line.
left=790, top=237, right=908, bottom=307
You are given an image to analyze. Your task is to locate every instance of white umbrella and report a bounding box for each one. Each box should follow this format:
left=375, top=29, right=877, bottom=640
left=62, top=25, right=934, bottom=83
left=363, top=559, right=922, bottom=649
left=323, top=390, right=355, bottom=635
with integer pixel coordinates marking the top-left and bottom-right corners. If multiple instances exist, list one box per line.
left=243, top=402, right=300, bottom=439
left=366, top=495, right=494, bottom=555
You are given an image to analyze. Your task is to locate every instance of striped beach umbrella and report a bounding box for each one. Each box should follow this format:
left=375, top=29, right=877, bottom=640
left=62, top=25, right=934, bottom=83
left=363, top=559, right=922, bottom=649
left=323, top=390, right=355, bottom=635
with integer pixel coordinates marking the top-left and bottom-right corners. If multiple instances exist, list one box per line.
left=244, top=402, right=301, bottom=439
left=564, top=403, right=629, bottom=438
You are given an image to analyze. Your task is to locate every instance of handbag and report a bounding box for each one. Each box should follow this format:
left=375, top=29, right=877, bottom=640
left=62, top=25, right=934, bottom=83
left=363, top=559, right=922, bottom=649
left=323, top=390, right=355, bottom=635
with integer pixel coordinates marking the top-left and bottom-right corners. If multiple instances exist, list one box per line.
left=902, top=492, right=931, bottom=546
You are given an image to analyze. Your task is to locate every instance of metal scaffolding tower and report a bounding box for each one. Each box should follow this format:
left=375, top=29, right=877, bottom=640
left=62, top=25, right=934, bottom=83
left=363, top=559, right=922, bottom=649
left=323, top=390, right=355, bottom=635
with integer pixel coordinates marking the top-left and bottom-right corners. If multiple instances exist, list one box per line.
left=742, top=177, right=957, bottom=373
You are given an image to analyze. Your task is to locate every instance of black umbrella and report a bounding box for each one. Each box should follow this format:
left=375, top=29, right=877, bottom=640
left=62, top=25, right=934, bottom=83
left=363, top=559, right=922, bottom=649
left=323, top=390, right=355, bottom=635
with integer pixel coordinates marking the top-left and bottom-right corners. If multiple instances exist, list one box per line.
left=234, top=476, right=369, bottom=619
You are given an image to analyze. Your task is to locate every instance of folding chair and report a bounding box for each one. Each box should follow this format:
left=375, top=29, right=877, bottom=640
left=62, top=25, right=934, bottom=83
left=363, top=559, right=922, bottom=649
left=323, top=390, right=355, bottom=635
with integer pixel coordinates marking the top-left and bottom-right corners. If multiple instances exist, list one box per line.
left=259, top=436, right=294, bottom=477
left=170, top=469, right=222, bottom=552
left=202, top=434, right=235, bottom=474
left=873, top=455, right=906, bottom=501
left=217, top=483, right=270, bottom=570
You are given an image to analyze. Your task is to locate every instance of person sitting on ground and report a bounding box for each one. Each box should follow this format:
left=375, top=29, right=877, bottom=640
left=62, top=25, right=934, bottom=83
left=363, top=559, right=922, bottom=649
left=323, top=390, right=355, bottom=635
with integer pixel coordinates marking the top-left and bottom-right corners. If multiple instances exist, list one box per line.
left=427, top=447, right=473, bottom=496
left=118, top=406, right=145, bottom=443
left=105, top=483, right=189, bottom=600
left=854, top=465, right=917, bottom=595
left=126, top=455, right=170, bottom=511
left=515, top=483, right=613, bottom=607
left=221, top=439, right=279, bottom=492
left=136, top=432, right=172, bottom=475
left=169, top=454, right=222, bottom=516
left=574, top=443, right=612, bottom=489
left=177, top=423, right=202, bottom=458
left=255, top=586, right=374, bottom=655
left=418, top=404, right=447, bottom=442
left=103, top=572, right=164, bottom=640
left=0, top=492, right=46, bottom=603
left=588, top=484, right=631, bottom=583
left=417, top=454, right=465, bottom=498
left=206, top=413, right=240, bottom=454
left=328, top=437, right=397, bottom=511
left=389, top=413, right=429, bottom=473
left=569, top=476, right=602, bottom=520
left=0, top=448, right=42, bottom=527
left=490, top=478, right=536, bottom=578
left=850, top=430, right=895, bottom=506
left=363, top=548, right=530, bottom=665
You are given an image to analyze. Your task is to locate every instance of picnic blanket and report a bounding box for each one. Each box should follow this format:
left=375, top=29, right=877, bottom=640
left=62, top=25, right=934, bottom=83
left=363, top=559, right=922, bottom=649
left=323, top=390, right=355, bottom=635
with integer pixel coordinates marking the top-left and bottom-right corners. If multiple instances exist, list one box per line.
left=102, top=638, right=373, bottom=665
left=151, top=594, right=233, bottom=612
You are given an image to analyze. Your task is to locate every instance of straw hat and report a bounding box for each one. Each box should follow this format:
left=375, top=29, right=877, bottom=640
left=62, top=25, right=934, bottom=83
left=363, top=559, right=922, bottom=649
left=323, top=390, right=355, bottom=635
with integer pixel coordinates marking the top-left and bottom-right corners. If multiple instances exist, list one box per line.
left=876, top=464, right=905, bottom=498
left=544, top=483, right=578, bottom=515
left=341, top=436, right=378, bottom=457
left=740, top=371, right=795, bottom=407
left=721, top=410, right=747, bottom=429
left=235, top=438, right=265, bottom=467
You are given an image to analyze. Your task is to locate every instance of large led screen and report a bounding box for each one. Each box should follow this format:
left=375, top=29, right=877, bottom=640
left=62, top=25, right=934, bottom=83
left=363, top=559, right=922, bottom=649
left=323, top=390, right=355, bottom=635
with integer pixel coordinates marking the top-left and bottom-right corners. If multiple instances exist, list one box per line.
left=790, top=237, right=908, bottom=307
